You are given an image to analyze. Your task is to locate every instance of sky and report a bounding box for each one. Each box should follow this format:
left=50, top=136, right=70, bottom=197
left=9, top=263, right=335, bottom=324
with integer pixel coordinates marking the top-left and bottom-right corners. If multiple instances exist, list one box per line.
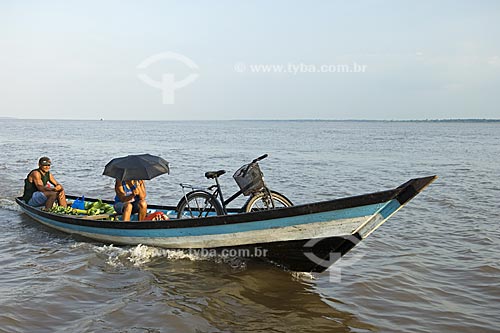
left=1, top=0, right=499, bottom=120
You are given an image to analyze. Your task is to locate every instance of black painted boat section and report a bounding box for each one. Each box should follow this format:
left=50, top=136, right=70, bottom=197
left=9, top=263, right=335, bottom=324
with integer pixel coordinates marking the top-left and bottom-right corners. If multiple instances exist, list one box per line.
left=223, top=234, right=363, bottom=273
left=396, top=175, right=437, bottom=205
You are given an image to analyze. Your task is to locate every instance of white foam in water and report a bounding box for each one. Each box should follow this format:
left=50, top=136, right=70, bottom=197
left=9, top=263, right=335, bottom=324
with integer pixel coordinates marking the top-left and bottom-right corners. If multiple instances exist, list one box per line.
left=127, top=244, right=203, bottom=266
left=0, top=198, right=22, bottom=212
left=291, top=271, right=316, bottom=281
left=89, top=244, right=129, bottom=267
left=86, top=244, right=215, bottom=267
left=86, top=243, right=248, bottom=270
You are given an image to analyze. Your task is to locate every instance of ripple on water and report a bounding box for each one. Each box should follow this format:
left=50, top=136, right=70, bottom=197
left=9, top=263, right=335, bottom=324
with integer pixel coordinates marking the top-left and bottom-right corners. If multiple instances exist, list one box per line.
left=1, top=120, right=500, bottom=332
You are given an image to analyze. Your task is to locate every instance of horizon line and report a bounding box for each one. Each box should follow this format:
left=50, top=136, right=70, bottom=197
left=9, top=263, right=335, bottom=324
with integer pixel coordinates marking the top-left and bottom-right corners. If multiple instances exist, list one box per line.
left=1, top=117, right=500, bottom=122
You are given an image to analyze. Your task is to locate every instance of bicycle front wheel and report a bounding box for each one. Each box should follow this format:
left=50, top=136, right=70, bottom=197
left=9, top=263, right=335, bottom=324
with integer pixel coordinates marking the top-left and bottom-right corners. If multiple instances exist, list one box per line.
left=176, top=191, right=224, bottom=219
left=243, top=190, right=293, bottom=213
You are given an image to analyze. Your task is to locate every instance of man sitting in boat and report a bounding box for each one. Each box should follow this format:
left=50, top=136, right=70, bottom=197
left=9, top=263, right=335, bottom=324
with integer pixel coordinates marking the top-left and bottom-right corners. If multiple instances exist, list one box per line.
left=114, top=180, right=147, bottom=221
left=22, top=156, right=67, bottom=209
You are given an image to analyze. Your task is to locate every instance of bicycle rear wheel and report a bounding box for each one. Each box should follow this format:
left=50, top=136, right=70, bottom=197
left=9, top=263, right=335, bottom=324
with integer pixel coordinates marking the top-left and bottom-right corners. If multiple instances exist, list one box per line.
left=243, top=190, right=293, bottom=213
left=176, top=191, right=224, bottom=219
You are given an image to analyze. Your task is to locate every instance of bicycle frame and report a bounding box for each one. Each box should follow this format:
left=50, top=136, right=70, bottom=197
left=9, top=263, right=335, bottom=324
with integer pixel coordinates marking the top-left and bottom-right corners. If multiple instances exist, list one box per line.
left=179, top=154, right=272, bottom=215
left=180, top=172, right=269, bottom=215
left=210, top=176, right=251, bottom=214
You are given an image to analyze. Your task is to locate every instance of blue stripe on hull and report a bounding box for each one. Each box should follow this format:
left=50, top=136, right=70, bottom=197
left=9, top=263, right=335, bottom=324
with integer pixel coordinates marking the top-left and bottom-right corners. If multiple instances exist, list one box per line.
left=355, top=199, right=403, bottom=239
left=379, top=199, right=401, bottom=218
left=25, top=201, right=390, bottom=239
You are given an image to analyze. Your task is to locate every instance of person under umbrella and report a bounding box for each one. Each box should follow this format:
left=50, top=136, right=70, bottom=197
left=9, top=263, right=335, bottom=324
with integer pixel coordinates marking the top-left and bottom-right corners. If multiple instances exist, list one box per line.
left=114, top=179, right=147, bottom=221
left=103, top=154, right=169, bottom=221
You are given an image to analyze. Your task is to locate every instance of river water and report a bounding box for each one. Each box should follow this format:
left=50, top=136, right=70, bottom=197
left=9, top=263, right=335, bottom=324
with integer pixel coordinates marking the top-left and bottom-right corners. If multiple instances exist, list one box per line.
left=0, top=119, right=498, bottom=333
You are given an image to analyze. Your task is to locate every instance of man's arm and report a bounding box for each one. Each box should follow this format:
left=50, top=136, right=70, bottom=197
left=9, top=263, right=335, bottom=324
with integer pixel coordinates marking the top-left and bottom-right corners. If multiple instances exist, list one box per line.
left=115, top=181, right=135, bottom=202
left=32, top=171, right=51, bottom=193
left=136, top=181, right=146, bottom=200
left=48, top=173, right=63, bottom=192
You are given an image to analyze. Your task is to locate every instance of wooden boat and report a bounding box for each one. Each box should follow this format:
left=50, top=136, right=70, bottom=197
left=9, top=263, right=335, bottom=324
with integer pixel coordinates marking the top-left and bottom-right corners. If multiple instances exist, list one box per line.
left=16, top=176, right=436, bottom=272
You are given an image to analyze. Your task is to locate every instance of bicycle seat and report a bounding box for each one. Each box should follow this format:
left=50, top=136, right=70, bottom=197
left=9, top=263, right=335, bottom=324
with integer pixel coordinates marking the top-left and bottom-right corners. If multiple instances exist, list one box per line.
left=205, top=170, right=226, bottom=179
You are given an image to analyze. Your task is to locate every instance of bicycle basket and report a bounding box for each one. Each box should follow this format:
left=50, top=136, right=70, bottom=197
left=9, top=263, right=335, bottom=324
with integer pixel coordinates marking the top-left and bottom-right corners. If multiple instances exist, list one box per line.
left=233, top=163, right=265, bottom=196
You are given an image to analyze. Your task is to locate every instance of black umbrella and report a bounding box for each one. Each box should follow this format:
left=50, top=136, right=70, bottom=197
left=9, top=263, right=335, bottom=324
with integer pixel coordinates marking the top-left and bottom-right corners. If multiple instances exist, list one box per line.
left=103, top=154, right=169, bottom=181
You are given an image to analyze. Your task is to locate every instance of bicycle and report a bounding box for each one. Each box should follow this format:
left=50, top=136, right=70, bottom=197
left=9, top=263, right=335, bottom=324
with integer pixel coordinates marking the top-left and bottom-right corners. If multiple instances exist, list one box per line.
left=176, top=154, right=293, bottom=219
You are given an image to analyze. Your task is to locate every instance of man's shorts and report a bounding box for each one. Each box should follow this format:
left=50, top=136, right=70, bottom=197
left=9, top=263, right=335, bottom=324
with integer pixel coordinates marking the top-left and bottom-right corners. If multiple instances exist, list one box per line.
left=28, top=192, right=47, bottom=207
left=114, top=200, right=140, bottom=214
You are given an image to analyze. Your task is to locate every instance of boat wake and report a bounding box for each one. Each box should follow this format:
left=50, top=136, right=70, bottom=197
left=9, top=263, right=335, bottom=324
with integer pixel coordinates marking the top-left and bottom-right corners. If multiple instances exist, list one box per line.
left=79, top=243, right=318, bottom=277
left=82, top=243, right=248, bottom=270
left=0, top=197, right=22, bottom=212
left=291, top=271, right=316, bottom=281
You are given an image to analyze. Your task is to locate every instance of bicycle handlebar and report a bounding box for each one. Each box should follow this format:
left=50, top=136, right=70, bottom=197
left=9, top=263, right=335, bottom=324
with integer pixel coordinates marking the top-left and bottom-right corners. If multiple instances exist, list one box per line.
left=241, top=154, right=268, bottom=177
left=251, top=154, right=268, bottom=164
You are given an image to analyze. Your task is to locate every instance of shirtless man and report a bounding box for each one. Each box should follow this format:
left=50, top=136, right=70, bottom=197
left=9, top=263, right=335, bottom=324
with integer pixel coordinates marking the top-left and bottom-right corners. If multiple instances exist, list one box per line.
left=22, top=157, right=67, bottom=209
left=114, top=179, right=147, bottom=221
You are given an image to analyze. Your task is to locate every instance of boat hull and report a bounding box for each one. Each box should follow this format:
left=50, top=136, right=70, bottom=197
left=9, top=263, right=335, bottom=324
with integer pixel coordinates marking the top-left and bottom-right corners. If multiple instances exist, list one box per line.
left=16, top=176, right=436, bottom=272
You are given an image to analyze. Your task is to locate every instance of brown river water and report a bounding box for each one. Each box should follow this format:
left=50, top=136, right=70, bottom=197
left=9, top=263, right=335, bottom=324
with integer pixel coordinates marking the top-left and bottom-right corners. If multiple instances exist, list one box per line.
left=0, top=119, right=498, bottom=333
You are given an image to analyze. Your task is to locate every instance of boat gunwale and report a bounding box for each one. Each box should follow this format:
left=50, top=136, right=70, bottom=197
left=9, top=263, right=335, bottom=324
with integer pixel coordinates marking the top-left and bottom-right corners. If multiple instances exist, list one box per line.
left=16, top=176, right=436, bottom=230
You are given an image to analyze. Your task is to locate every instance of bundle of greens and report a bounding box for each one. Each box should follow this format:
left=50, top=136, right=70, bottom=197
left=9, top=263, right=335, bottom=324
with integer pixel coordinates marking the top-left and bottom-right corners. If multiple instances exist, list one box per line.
left=48, top=205, right=79, bottom=215
left=84, top=200, right=116, bottom=215
left=49, top=199, right=116, bottom=216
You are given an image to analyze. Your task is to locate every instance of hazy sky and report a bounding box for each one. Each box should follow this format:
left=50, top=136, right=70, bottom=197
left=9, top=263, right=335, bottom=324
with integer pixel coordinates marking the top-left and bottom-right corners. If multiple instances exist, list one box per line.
left=1, top=1, right=499, bottom=120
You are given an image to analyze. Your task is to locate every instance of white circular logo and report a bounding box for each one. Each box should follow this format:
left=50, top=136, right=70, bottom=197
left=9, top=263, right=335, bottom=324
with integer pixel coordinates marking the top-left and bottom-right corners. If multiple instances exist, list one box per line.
left=137, top=52, right=199, bottom=104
